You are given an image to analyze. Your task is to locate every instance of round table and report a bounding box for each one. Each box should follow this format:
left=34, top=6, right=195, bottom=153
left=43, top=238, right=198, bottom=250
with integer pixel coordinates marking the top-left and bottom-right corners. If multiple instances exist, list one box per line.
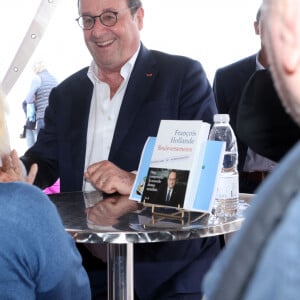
left=50, top=191, right=252, bottom=300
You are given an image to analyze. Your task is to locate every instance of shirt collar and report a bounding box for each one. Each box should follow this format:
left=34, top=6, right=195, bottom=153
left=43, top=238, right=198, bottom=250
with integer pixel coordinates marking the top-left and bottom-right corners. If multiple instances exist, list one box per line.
left=255, top=51, right=265, bottom=71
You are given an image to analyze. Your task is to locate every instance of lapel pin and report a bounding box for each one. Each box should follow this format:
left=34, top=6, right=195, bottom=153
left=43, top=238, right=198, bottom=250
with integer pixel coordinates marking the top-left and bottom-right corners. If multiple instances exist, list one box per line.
left=146, top=73, right=153, bottom=77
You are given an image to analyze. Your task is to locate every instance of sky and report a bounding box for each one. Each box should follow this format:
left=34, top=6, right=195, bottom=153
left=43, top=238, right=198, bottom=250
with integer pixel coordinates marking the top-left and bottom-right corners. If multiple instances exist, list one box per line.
left=0, top=0, right=262, bottom=154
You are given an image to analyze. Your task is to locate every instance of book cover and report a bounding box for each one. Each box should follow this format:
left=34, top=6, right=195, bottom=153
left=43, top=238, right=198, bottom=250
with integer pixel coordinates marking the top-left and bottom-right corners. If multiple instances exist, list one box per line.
left=129, top=137, right=156, bottom=201
left=192, top=140, right=225, bottom=211
left=130, top=121, right=225, bottom=213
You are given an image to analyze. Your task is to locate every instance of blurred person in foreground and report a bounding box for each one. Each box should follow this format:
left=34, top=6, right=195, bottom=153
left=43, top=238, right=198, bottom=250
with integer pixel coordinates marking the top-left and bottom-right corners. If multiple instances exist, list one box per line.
left=19, top=0, right=221, bottom=298
left=0, top=89, right=91, bottom=299
left=202, top=0, right=300, bottom=299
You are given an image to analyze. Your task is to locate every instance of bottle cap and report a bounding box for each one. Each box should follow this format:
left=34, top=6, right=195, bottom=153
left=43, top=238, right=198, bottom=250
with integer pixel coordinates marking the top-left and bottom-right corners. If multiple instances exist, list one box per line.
left=213, top=114, right=230, bottom=123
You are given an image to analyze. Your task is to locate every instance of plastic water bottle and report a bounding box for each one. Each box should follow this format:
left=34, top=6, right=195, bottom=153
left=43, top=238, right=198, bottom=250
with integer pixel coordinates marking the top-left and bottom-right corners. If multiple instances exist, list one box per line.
left=209, top=114, right=239, bottom=218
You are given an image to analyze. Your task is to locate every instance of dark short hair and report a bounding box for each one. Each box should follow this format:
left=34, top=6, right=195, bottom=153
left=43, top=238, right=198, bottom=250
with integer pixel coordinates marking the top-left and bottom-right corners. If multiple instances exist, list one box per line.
left=168, top=170, right=177, bottom=177
left=256, top=6, right=262, bottom=23
left=128, top=0, right=143, bottom=14
left=77, top=0, right=143, bottom=15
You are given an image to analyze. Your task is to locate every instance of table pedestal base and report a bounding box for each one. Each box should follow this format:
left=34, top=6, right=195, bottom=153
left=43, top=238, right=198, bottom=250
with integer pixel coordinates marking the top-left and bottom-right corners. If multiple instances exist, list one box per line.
left=108, top=243, right=134, bottom=300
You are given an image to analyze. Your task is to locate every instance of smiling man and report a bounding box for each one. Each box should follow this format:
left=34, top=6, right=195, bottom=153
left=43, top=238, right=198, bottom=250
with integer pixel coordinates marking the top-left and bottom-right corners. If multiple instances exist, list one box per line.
left=20, top=0, right=220, bottom=298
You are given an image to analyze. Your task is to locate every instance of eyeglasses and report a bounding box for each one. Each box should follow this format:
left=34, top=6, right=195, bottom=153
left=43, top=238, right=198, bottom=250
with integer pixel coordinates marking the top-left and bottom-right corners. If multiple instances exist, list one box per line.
left=76, top=7, right=136, bottom=30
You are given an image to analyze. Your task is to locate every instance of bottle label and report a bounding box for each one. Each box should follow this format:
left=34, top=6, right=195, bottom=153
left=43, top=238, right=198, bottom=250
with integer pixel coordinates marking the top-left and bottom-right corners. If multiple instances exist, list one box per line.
left=214, top=173, right=239, bottom=218
left=215, top=173, right=239, bottom=200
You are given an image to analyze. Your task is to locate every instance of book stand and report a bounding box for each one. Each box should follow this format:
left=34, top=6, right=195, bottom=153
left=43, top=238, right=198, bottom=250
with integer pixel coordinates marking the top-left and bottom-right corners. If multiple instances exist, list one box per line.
left=142, top=202, right=209, bottom=228
left=143, top=202, right=187, bottom=221
left=151, top=204, right=186, bottom=220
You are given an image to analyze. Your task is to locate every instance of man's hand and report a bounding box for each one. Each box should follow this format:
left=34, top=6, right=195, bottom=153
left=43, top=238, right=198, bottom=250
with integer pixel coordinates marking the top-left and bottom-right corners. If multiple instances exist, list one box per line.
left=0, top=149, right=38, bottom=184
left=84, top=160, right=136, bottom=195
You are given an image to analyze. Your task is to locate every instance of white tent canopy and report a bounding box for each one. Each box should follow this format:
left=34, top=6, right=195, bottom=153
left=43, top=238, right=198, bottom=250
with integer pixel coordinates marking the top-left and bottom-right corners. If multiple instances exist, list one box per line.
left=1, top=0, right=61, bottom=95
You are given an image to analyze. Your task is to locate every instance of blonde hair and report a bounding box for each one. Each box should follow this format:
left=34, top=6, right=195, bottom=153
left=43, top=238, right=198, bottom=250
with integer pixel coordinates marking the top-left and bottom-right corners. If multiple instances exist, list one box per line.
left=32, top=61, right=46, bottom=73
left=0, top=88, right=11, bottom=156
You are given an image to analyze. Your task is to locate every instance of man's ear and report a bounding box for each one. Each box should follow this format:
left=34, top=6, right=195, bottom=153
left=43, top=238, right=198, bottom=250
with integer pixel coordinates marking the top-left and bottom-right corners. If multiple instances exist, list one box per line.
left=135, top=7, right=144, bottom=31
left=281, top=2, right=300, bottom=73
left=254, top=21, right=260, bottom=35
left=281, top=28, right=300, bottom=73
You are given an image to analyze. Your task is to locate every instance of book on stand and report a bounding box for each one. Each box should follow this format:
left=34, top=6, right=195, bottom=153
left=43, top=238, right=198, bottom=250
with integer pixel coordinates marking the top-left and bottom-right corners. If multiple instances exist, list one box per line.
left=129, top=120, right=225, bottom=213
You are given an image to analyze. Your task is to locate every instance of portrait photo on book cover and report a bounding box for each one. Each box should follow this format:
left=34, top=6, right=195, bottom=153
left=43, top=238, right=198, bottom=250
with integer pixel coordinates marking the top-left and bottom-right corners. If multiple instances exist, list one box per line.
left=142, top=168, right=189, bottom=208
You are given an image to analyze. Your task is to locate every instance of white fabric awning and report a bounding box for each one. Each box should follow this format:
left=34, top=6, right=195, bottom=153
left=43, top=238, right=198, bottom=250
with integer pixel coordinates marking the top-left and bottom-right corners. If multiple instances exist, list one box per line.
left=1, top=0, right=61, bottom=95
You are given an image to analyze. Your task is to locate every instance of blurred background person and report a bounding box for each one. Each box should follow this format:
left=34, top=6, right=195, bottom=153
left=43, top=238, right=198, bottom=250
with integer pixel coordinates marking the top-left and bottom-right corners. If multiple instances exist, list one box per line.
left=20, top=98, right=37, bottom=148
left=202, top=0, right=300, bottom=299
left=213, top=5, right=276, bottom=193
left=23, top=61, right=60, bottom=193
left=24, top=60, right=58, bottom=141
